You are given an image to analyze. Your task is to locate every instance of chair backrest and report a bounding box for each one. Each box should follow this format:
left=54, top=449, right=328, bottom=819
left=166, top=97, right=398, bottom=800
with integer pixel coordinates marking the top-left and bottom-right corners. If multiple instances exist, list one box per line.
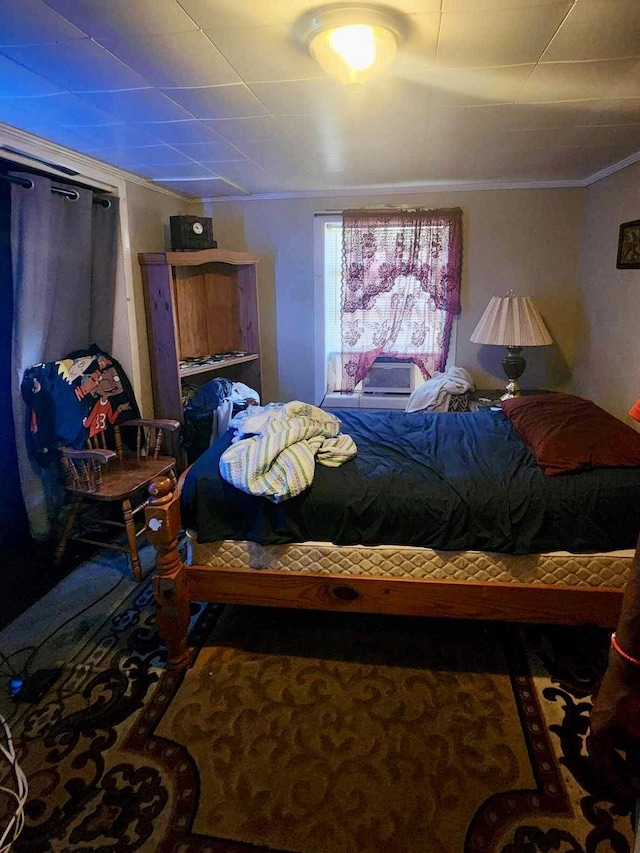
left=86, top=420, right=170, bottom=463
left=60, top=445, right=115, bottom=494
left=60, top=419, right=178, bottom=495
left=23, top=347, right=180, bottom=501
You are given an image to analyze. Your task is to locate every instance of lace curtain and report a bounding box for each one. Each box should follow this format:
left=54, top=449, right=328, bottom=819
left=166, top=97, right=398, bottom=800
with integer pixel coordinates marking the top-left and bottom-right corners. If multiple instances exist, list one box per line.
left=340, top=207, right=463, bottom=392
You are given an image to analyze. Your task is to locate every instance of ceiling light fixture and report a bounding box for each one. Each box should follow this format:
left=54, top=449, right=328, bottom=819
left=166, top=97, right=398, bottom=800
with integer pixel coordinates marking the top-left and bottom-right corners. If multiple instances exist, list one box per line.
left=294, top=4, right=407, bottom=87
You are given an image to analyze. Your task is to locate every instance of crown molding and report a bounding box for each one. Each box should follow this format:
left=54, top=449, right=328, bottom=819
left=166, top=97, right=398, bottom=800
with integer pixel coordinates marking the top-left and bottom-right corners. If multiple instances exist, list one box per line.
left=583, top=149, right=640, bottom=186
left=0, top=123, right=190, bottom=199
left=202, top=177, right=585, bottom=203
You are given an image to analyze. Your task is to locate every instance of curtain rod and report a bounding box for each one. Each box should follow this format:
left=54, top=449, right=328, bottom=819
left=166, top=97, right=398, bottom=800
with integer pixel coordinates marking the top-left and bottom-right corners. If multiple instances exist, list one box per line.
left=314, top=206, right=427, bottom=215
left=0, top=173, right=112, bottom=207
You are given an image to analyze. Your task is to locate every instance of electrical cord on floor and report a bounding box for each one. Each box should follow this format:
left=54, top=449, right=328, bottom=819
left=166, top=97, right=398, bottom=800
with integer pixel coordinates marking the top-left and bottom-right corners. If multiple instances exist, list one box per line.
left=1, top=533, right=189, bottom=704
left=0, top=713, right=28, bottom=852
left=0, top=574, right=127, bottom=700
left=0, top=648, right=33, bottom=696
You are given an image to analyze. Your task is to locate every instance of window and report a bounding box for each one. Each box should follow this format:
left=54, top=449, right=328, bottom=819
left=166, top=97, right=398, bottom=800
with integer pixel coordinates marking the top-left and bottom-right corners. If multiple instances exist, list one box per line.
left=323, top=218, right=344, bottom=371
left=314, top=210, right=461, bottom=404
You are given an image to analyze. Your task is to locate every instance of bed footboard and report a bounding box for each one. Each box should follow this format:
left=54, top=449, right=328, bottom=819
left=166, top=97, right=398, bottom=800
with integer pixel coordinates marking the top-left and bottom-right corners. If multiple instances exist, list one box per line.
left=146, top=476, right=191, bottom=669
left=146, top=476, right=625, bottom=670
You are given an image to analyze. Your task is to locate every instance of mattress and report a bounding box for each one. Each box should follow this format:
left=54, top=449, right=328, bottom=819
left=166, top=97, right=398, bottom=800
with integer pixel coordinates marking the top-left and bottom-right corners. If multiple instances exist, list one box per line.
left=191, top=539, right=634, bottom=589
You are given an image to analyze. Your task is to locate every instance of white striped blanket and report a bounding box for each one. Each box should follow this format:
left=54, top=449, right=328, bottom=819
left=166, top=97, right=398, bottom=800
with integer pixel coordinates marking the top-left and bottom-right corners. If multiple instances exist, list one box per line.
left=219, top=401, right=357, bottom=503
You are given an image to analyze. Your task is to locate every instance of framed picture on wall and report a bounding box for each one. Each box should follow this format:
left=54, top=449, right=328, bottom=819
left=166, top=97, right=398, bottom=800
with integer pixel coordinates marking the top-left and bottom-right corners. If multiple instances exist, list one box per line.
left=616, top=219, right=640, bottom=269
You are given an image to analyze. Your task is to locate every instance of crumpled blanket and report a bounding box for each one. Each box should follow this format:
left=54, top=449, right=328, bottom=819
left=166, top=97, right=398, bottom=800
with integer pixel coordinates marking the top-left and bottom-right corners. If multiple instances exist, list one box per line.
left=405, top=366, right=475, bottom=413
left=219, top=401, right=357, bottom=503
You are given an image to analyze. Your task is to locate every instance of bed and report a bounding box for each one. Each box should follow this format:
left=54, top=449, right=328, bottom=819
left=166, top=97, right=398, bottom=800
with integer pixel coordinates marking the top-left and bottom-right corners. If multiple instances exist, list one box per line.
left=145, top=393, right=640, bottom=669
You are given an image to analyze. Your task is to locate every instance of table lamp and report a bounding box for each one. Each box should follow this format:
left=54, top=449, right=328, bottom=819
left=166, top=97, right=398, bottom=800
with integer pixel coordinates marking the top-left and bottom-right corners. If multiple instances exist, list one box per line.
left=470, top=291, right=553, bottom=399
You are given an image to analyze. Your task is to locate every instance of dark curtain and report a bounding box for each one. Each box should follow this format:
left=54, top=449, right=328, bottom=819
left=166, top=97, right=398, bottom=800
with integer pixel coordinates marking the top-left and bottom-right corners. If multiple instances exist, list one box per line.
left=10, top=174, right=120, bottom=538
left=0, top=180, right=29, bottom=545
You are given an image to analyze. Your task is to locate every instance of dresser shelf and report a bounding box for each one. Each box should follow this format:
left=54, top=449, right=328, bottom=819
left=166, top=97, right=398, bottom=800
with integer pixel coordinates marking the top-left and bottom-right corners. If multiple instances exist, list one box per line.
left=179, top=352, right=260, bottom=380
left=139, top=249, right=262, bottom=459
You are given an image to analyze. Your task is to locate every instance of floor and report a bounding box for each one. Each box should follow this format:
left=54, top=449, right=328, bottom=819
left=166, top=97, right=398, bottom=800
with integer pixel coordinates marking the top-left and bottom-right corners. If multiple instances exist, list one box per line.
left=1, top=538, right=98, bottom=631
left=0, top=534, right=154, bottom=720
left=1, top=489, right=145, bottom=631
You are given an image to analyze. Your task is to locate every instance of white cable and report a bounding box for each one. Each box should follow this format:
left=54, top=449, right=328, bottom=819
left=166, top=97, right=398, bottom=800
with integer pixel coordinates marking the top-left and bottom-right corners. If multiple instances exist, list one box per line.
left=0, top=714, right=28, bottom=853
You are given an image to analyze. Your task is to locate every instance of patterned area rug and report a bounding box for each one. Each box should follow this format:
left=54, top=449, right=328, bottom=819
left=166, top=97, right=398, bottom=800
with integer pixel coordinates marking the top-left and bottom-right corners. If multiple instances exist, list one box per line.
left=2, top=579, right=636, bottom=853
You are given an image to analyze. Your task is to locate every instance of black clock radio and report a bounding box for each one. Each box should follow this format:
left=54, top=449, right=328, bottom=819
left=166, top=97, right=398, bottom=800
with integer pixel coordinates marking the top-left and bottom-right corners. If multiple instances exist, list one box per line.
left=170, top=215, right=217, bottom=251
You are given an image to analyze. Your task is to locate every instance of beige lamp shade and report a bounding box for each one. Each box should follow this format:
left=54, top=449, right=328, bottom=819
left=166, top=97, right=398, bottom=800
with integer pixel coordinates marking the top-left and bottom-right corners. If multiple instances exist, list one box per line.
left=470, top=295, right=553, bottom=347
left=470, top=293, right=553, bottom=399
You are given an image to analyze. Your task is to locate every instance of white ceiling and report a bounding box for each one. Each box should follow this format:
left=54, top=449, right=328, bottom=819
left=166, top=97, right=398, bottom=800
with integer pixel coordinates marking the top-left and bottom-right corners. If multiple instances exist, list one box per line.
left=1, top=0, right=639, bottom=199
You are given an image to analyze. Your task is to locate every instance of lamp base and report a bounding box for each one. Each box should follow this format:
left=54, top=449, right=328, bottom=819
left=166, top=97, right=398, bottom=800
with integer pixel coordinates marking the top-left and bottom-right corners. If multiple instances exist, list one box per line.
left=500, top=381, right=521, bottom=401
left=501, top=346, right=525, bottom=400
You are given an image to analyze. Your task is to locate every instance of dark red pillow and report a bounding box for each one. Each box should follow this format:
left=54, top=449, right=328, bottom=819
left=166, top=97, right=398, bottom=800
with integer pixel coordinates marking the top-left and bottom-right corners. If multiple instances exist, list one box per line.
left=501, top=392, right=640, bottom=475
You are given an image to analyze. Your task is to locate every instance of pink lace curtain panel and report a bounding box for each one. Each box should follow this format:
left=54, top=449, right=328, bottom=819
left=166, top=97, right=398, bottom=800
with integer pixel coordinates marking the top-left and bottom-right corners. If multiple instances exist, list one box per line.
left=340, top=207, right=463, bottom=392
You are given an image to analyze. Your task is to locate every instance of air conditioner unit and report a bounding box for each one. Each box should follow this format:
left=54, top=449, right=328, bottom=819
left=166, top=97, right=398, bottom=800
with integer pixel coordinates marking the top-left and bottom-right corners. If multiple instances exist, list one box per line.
left=362, top=359, right=423, bottom=395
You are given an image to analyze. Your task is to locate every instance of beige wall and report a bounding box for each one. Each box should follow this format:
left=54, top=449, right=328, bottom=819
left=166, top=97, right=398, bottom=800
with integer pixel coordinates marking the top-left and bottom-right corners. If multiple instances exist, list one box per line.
left=572, top=161, right=640, bottom=425
left=123, top=170, right=640, bottom=423
left=125, top=181, right=201, bottom=415
left=207, top=188, right=584, bottom=404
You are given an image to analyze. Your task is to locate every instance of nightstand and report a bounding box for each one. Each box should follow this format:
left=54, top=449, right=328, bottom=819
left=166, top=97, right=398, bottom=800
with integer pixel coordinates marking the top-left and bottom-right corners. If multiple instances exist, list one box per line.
left=472, top=389, right=548, bottom=409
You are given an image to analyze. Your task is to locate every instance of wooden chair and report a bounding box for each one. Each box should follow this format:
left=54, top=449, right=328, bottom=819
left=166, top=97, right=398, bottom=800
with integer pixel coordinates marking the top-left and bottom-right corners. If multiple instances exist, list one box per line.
left=56, top=417, right=180, bottom=581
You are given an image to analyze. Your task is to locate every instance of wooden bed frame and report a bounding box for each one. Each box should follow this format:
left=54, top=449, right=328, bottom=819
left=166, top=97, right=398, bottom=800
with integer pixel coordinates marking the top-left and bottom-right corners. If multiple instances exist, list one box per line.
left=145, top=474, right=626, bottom=669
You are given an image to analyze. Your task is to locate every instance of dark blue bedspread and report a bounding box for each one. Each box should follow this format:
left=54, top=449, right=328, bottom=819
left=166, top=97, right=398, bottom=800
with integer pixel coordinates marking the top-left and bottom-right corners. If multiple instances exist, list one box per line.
left=182, top=408, right=640, bottom=555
